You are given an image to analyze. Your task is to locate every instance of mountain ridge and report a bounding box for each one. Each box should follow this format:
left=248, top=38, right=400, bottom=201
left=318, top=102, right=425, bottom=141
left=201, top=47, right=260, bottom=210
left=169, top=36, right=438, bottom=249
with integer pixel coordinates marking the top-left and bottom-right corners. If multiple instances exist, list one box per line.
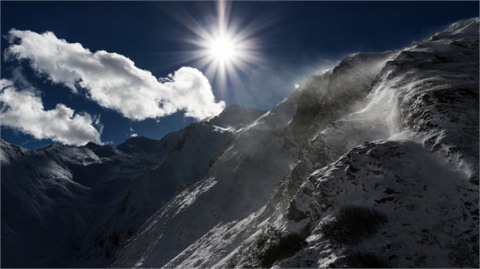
left=1, top=104, right=265, bottom=267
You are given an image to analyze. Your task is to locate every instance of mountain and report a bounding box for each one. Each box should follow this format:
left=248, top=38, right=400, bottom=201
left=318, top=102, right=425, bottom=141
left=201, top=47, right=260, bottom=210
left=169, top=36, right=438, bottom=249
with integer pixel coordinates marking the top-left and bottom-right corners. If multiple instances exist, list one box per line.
left=1, top=106, right=264, bottom=267
left=2, top=18, right=478, bottom=268
left=208, top=104, right=265, bottom=128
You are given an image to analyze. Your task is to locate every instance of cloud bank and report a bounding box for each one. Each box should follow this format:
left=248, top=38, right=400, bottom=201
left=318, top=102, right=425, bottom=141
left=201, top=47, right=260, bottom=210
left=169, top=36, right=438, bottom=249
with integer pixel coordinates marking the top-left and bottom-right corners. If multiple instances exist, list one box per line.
left=5, top=29, right=225, bottom=121
left=0, top=79, right=101, bottom=146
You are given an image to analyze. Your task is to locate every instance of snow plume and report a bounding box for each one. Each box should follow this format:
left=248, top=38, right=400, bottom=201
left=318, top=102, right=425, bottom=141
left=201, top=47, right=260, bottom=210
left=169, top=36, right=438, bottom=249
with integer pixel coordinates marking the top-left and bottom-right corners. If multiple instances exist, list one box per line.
left=0, top=79, right=102, bottom=146
left=233, top=59, right=337, bottom=109
left=5, top=29, right=225, bottom=121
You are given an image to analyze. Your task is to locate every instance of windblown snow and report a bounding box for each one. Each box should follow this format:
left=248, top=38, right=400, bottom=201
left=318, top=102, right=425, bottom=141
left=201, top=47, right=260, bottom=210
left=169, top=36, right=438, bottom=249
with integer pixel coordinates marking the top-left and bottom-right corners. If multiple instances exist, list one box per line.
left=1, top=18, right=478, bottom=268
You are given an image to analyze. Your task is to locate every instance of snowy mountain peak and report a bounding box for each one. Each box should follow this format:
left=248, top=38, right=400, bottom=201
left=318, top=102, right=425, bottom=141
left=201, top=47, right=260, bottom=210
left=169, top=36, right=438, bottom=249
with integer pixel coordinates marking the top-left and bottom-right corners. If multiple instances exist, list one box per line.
left=207, top=104, right=265, bottom=128
left=116, top=135, right=167, bottom=157
left=0, top=139, right=26, bottom=163
left=438, top=17, right=479, bottom=37
left=83, top=141, right=101, bottom=149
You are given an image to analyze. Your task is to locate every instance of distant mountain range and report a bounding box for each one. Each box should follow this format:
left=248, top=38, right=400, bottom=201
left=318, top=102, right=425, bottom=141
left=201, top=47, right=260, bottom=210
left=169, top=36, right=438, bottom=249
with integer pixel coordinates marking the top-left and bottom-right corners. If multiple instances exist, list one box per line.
left=2, top=18, right=478, bottom=268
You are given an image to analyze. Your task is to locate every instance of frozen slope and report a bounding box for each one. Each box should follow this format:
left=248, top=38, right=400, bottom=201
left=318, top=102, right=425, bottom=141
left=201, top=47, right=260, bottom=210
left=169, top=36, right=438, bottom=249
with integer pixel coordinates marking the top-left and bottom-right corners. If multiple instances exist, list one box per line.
left=112, top=18, right=478, bottom=268
left=110, top=88, right=303, bottom=268
left=74, top=124, right=232, bottom=266
left=227, top=17, right=479, bottom=268
left=1, top=141, right=144, bottom=267
left=1, top=106, right=264, bottom=268
left=71, top=106, right=264, bottom=267
left=111, top=48, right=396, bottom=268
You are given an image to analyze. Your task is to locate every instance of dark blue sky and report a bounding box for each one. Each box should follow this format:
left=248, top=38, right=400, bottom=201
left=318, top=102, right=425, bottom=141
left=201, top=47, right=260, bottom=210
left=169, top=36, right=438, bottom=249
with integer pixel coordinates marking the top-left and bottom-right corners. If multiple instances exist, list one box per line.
left=1, top=1, right=478, bottom=149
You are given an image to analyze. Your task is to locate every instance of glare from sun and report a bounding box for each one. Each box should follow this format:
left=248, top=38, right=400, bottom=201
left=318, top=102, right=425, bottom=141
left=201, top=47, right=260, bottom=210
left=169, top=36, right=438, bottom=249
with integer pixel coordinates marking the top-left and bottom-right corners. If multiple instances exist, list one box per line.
left=176, top=0, right=264, bottom=89
left=209, top=36, right=237, bottom=62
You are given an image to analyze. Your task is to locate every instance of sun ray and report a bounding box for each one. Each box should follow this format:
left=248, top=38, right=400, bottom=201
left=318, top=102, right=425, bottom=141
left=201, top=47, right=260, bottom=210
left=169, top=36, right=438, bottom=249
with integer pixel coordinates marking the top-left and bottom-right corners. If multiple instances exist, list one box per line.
left=169, top=0, right=267, bottom=92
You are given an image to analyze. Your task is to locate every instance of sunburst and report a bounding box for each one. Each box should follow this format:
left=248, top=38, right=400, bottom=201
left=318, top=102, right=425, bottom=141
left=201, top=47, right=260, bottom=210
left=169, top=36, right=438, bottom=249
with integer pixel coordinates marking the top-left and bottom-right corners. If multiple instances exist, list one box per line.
left=174, top=0, right=263, bottom=91
left=208, top=35, right=237, bottom=63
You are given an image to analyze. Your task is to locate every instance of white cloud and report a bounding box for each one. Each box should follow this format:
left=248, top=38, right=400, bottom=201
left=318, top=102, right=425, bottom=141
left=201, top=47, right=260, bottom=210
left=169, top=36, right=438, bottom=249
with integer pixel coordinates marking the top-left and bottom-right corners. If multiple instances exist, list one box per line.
left=5, top=29, right=225, bottom=121
left=0, top=79, right=101, bottom=146
left=129, top=127, right=137, bottom=137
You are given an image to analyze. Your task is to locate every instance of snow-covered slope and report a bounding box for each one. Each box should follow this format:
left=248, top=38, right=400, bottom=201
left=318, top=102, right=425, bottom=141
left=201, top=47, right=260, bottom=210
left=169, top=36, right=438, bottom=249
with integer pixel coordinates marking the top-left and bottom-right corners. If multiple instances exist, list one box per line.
left=1, top=141, right=142, bottom=267
left=2, top=18, right=478, bottom=268
left=111, top=37, right=394, bottom=269
left=111, top=18, right=478, bottom=268
left=1, top=106, right=264, bottom=267
left=222, top=17, right=479, bottom=268
left=73, top=123, right=237, bottom=267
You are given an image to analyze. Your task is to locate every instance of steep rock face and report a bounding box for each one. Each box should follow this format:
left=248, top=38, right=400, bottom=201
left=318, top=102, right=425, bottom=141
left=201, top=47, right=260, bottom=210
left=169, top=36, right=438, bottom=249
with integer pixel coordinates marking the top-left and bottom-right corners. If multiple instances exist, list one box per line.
left=219, top=54, right=398, bottom=269
left=230, top=18, right=478, bottom=268
left=277, top=140, right=477, bottom=268
left=394, top=21, right=479, bottom=182
left=290, top=51, right=396, bottom=141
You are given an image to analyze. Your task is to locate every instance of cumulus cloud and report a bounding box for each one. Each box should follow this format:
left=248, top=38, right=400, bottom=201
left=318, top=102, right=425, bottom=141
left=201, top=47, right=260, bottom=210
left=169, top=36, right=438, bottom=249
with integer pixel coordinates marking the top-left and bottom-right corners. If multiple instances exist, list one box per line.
left=5, top=29, right=225, bottom=121
left=0, top=79, right=101, bottom=146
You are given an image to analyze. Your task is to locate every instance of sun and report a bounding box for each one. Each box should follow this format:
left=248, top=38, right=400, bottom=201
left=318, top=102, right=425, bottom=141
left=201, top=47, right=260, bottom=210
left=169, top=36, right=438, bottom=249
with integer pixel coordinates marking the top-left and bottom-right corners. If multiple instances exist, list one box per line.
left=175, top=0, right=263, bottom=89
left=194, top=22, right=258, bottom=89
left=208, top=35, right=237, bottom=63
